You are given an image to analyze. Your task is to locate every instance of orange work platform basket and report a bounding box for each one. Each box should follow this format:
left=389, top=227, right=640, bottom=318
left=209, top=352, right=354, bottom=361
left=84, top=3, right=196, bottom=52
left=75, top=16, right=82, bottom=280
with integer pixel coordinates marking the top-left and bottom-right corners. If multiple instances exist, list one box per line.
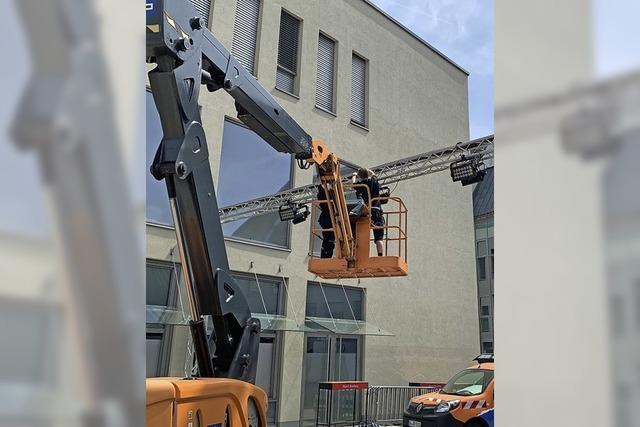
left=307, top=192, right=408, bottom=279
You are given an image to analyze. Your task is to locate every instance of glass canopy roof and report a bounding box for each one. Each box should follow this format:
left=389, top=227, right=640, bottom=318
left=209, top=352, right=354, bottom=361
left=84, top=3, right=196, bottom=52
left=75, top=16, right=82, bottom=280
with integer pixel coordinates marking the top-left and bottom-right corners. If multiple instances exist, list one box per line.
left=146, top=307, right=392, bottom=336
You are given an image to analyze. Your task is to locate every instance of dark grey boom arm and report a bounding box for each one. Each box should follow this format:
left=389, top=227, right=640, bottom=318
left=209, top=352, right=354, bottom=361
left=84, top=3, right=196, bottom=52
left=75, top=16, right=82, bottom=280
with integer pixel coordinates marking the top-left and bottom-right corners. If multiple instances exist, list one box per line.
left=146, top=0, right=311, bottom=382
left=147, top=0, right=312, bottom=157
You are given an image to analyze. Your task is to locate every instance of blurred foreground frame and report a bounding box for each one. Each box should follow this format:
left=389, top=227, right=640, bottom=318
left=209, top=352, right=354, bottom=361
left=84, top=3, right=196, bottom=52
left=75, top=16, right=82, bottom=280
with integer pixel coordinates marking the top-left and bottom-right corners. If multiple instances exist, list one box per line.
left=4, top=0, right=144, bottom=426
left=496, top=43, right=640, bottom=427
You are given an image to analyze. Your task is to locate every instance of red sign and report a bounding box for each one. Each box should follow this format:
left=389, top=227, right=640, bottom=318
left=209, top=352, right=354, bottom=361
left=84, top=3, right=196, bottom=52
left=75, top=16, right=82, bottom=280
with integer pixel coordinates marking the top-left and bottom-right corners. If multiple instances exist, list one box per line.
left=319, top=381, right=369, bottom=391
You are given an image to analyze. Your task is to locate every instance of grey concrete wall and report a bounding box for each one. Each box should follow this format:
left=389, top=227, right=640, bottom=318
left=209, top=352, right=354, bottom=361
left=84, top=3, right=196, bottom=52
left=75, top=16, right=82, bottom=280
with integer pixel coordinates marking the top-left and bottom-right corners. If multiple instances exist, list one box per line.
left=146, top=0, right=478, bottom=423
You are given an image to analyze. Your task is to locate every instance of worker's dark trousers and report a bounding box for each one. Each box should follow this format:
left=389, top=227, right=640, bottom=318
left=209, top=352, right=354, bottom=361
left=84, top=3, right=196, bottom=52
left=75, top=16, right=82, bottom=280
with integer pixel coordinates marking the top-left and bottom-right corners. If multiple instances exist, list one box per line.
left=321, top=231, right=335, bottom=258
left=371, top=207, right=385, bottom=243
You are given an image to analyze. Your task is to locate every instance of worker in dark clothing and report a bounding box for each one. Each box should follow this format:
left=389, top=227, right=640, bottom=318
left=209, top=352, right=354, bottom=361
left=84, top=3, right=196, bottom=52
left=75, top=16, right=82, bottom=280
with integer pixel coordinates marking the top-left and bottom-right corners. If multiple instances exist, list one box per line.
left=353, top=168, right=385, bottom=256
left=317, top=185, right=335, bottom=258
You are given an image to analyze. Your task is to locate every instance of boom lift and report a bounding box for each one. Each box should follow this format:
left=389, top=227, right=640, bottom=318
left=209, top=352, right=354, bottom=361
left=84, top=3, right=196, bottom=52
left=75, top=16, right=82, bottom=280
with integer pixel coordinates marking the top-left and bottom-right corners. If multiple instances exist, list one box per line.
left=146, top=0, right=407, bottom=425
left=219, top=135, right=494, bottom=279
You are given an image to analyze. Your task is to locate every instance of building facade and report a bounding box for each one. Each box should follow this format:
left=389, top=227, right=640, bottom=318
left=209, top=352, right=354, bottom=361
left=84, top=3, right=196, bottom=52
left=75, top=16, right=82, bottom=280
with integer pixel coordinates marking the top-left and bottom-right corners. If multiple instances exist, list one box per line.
left=146, top=0, right=479, bottom=425
left=472, top=167, right=494, bottom=353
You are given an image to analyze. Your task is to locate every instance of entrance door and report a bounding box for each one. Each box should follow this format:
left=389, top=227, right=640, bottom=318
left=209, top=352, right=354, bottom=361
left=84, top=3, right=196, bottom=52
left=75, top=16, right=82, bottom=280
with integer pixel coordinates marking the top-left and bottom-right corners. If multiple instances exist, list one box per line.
left=331, top=337, right=360, bottom=424
left=302, top=335, right=330, bottom=425
left=301, top=335, right=361, bottom=426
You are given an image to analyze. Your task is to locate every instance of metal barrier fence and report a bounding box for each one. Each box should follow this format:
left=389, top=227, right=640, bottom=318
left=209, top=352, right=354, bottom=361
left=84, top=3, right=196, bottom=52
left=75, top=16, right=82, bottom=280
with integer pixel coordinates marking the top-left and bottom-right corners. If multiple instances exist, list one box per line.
left=364, top=386, right=439, bottom=426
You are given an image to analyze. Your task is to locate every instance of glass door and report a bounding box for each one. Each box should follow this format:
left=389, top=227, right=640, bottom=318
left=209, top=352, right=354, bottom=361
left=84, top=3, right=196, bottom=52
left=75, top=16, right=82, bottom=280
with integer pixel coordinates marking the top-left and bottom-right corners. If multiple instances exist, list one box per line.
left=302, top=335, right=331, bottom=426
left=301, top=335, right=361, bottom=426
left=331, top=337, right=360, bottom=424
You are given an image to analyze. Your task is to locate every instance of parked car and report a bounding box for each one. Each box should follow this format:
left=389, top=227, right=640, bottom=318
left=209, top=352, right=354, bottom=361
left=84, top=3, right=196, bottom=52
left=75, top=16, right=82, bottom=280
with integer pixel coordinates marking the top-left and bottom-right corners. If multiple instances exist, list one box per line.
left=403, top=354, right=494, bottom=427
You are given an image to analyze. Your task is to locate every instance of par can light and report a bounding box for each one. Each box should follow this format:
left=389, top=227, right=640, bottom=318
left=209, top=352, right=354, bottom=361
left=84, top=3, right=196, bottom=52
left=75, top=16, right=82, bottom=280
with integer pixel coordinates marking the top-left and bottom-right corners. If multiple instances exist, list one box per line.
left=450, top=156, right=486, bottom=186
left=279, top=203, right=310, bottom=224
left=278, top=204, right=296, bottom=221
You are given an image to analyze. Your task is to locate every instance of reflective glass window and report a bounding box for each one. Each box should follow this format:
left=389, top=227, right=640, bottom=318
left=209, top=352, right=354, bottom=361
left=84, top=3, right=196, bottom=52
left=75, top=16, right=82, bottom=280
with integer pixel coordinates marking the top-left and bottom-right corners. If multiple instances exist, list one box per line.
left=218, top=119, right=293, bottom=247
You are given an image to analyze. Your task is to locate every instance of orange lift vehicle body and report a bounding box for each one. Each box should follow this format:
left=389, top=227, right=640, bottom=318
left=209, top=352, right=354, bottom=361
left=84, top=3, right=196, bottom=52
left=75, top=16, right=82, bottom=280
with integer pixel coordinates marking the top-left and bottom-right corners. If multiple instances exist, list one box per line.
left=404, top=356, right=495, bottom=427
left=147, top=378, right=267, bottom=427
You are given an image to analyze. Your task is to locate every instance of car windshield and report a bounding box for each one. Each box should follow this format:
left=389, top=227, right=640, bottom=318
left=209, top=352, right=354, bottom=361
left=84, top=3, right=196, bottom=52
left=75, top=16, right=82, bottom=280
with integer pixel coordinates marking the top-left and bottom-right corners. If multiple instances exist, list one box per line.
left=440, top=369, right=493, bottom=396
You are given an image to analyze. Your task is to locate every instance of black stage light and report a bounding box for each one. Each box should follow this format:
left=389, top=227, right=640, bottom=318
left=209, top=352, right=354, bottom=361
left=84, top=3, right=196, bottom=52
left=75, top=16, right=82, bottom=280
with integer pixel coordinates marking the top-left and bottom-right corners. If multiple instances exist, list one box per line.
left=279, top=203, right=310, bottom=224
left=450, top=156, right=486, bottom=186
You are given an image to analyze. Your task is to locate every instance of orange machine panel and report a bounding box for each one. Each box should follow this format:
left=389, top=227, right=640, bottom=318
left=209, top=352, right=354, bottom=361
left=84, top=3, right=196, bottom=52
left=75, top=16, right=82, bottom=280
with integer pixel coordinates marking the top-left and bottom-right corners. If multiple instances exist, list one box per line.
left=308, top=256, right=408, bottom=279
left=147, top=379, right=177, bottom=427
left=146, top=378, right=268, bottom=427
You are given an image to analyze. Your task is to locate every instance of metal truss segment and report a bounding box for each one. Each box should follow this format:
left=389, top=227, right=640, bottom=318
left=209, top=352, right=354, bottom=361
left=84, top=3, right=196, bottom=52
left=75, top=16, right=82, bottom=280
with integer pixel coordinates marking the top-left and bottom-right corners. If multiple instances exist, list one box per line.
left=219, top=135, right=494, bottom=224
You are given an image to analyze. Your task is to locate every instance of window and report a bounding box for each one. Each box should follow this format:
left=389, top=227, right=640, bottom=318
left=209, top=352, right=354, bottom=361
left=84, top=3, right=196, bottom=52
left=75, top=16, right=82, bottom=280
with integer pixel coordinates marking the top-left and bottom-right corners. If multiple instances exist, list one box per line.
left=232, top=0, right=261, bottom=75
left=316, top=33, right=336, bottom=113
left=491, top=249, right=495, bottom=279
left=232, top=273, right=282, bottom=425
left=477, top=257, right=487, bottom=281
left=482, top=341, right=494, bottom=353
left=146, top=91, right=172, bottom=226
left=476, top=240, right=488, bottom=257
left=256, top=335, right=276, bottom=389
left=258, top=335, right=279, bottom=425
left=306, top=282, right=364, bottom=320
left=441, top=369, right=493, bottom=396
left=480, top=317, right=490, bottom=333
left=489, top=237, right=494, bottom=279
left=217, top=119, right=293, bottom=247
left=146, top=332, right=164, bottom=377
left=190, top=0, right=212, bottom=27
left=276, top=10, right=301, bottom=94
left=481, top=305, right=490, bottom=316
left=351, top=53, right=367, bottom=126
left=146, top=261, right=179, bottom=307
left=231, top=272, right=281, bottom=315
left=146, top=261, right=180, bottom=377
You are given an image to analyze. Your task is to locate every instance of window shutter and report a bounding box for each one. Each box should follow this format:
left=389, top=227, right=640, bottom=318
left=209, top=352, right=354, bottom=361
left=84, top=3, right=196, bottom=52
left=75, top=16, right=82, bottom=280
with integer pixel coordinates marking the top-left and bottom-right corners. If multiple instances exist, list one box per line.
left=351, top=54, right=367, bottom=125
left=316, top=34, right=336, bottom=112
left=276, top=11, right=300, bottom=93
left=232, top=0, right=260, bottom=76
left=190, top=0, right=212, bottom=26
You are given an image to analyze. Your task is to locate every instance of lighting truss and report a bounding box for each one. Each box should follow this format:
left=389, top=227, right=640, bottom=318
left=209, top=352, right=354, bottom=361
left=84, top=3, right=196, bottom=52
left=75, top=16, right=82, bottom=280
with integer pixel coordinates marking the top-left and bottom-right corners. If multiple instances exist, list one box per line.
left=219, top=135, right=494, bottom=224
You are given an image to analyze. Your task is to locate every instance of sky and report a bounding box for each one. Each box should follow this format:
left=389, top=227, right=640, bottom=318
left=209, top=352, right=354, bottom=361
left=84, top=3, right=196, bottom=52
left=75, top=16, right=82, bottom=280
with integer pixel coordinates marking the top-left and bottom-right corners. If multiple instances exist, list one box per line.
left=370, top=0, right=494, bottom=139
left=593, top=0, right=640, bottom=77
